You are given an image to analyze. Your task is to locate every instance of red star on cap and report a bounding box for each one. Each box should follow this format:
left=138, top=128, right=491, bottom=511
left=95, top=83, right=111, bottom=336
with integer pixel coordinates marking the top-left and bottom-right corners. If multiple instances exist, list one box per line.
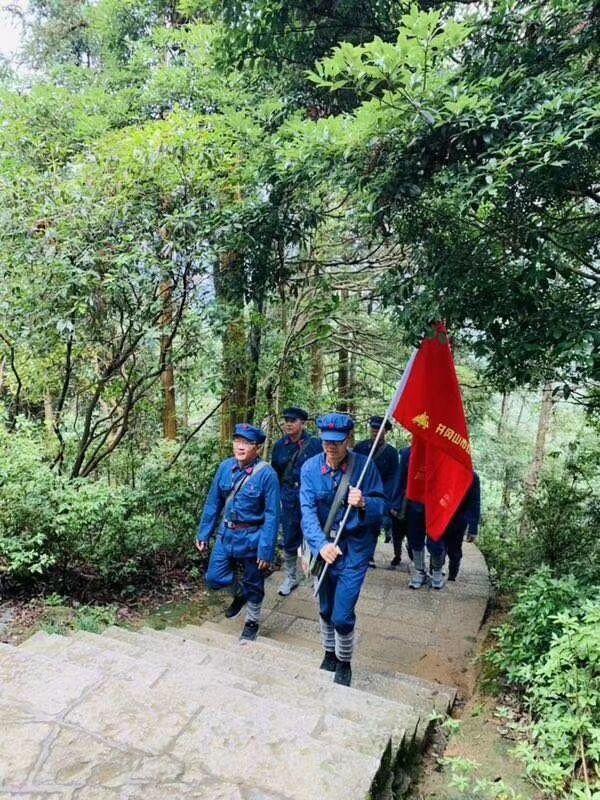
left=328, top=423, right=335, bottom=429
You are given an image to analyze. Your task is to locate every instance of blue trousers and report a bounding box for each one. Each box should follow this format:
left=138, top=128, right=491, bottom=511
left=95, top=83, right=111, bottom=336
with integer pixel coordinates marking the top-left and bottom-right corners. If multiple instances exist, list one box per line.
left=281, top=488, right=303, bottom=554
left=205, top=532, right=264, bottom=604
left=443, top=519, right=467, bottom=564
left=406, top=506, right=445, bottom=561
left=318, top=537, right=375, bottom=635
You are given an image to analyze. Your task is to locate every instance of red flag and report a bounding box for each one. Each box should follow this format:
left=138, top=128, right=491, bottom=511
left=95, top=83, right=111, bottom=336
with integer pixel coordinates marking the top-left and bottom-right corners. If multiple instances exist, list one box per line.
left=391, top=326, right=473, bottom=540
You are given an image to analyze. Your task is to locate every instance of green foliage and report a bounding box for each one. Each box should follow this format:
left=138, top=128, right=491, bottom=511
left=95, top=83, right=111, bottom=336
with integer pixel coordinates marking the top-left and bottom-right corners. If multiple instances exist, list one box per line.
left=0, top=423, right=216, bottom=589
left=291, top=0, right=600, bottom=388
left=72, top=603, right=119, bottom=632
left=40, top=601, right=118, bottom=634
left=480, top=447, right=600, bottom=592
left=487, top=568, right=584, bottom=688
left=488, top=569, right=600, bottom=798
left=442, top=756, right=527, bottom=800
left=211, top=0, right=404, bottom=78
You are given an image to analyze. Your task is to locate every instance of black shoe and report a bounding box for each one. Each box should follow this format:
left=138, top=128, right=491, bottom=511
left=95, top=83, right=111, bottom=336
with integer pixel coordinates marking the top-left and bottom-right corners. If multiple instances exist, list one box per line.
left=225, top=595, right=247, bottom=619
left=389, top=556, right=400, bottom=570
left=334, top=660, right=352, bottom=687
left=240, top=620, right=259, bottom=642
left=320, top=650, right=338, bottom=672
left=448, top=561, right=460, bottom=581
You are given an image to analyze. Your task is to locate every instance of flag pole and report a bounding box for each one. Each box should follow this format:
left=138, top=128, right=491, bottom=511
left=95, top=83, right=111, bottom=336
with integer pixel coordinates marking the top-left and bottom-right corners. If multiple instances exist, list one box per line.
left=313, top=349, right=418, bottom=597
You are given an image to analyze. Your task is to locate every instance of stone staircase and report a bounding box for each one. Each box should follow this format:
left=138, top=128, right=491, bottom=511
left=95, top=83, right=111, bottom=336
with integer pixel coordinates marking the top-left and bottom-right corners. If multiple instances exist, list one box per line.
left=0, top=543, right=489, bottom=799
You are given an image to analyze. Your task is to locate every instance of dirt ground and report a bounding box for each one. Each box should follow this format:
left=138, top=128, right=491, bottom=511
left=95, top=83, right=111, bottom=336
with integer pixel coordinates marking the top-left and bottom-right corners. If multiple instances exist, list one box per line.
left=0, top=579, right=228, bottom=646
left=408, top=608, right=540, bottom=800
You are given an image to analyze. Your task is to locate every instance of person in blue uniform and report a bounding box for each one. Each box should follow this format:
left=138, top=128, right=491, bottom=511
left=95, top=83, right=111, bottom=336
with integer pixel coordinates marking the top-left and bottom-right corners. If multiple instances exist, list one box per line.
left=442, top=472, right=481, bottom=581
left=195, top=423, right=280, bottom=642
left=391, top=445, right=446, bottom=590
left=300, top=413, right=385, bottom=687
left=354, top=416, right=399, bottom=568
left=388, top=445, right=411, bottom=570
left=270, top=406, right=322, bottom=596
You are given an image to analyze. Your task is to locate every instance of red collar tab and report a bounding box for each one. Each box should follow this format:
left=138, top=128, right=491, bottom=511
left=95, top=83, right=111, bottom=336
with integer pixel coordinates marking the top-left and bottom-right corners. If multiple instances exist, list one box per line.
left=233, top=459, right=258, bottom=475
left=322, top=460, right=348, bottom=475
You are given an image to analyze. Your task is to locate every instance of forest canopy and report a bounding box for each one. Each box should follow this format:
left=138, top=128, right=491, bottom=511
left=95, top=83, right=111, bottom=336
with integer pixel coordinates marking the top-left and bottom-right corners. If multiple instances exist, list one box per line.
left=0, top=0, right=598, bottom=585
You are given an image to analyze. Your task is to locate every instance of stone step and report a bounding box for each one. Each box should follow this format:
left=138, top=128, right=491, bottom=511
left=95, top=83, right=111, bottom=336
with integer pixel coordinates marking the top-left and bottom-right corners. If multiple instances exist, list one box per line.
left=135, top=625, right=415, bottom=748
left=95, top=625, right=413, bottom=757
left=21, top=629, right=167, bottom=685
left=186, top=621, right=455, bottom=715
left=207, top=608, right=455, bottom=697
left=6, top=640, right=383, bottom=800
left=251, top=614, right=457, bottom=708
left=0, top=640, right=101, bottom=717
left=154, top=625, right=433, bottom=747
left=21, top=630, right=396, bottom=763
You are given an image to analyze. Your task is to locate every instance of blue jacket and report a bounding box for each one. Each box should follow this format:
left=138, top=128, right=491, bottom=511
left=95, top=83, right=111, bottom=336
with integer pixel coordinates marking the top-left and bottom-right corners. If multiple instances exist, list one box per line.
left=452, top=473, right=481, bottom=537
left=353, top=439, right=399, bottom=513
left=300, top=451, right=384, bottom=559
left=393, top=447, right=481, bottom=536
left=196, top=458, right=280, bottom=562
left=271, top=432, right=322, bottom=491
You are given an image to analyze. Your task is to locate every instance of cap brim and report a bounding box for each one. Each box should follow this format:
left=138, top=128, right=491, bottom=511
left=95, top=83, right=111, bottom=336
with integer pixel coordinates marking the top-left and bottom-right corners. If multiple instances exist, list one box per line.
left=283, top=415, right=299, bottom=421
left=320, top=431, right=348, bottom=442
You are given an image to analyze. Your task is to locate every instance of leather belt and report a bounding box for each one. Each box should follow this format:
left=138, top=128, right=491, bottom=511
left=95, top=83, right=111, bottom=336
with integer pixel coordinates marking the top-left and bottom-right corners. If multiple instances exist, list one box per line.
left=223, top=521, right=261, bottom=531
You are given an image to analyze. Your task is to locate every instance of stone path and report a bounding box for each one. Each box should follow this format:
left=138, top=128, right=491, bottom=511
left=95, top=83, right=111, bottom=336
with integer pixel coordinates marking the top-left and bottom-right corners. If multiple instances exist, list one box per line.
left=0, top=542, right=489, bottom=800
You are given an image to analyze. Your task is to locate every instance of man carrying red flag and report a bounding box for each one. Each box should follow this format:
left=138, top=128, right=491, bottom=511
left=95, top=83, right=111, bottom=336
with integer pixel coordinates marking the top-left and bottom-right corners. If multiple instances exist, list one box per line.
left=390, top=325, right=475, bottom=589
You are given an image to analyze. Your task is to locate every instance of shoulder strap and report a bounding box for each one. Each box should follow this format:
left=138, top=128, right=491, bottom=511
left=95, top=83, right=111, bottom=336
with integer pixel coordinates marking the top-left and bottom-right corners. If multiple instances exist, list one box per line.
left=323, top=451, right=356, bottom=536
left=281, top=438, right=308, bottom=485
left=219, top=460, right=270, bottom=525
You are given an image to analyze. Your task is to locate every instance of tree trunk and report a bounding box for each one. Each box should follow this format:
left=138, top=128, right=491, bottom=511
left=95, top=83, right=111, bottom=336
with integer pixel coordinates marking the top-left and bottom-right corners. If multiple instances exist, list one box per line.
left=245, top=297, right=264, bottom=425
left=44, top=392, right=54, bottom=431
left=310, top=342, right=324, bottom=398
left=524, top=382, right=555, bottom=496
left=348, top=350, right=357, bottom=417
left=160, top=280, right=177, bottom=440
left=497, top=392, right=511, bottom=436
left=520, top=382, right=556, bottom=535
left=338, top=346, right=350, bottom=412
left=215, top=253, right=248, bottom=450
left=219, top=315, right=248, bottom=447
left=498, top=392, right=512, bottom=510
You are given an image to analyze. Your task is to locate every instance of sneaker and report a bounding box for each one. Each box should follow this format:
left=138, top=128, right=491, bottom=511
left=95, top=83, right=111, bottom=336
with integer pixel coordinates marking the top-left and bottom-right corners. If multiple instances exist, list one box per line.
left=431, top=569, right=445, bottom=590
left=319, top=650, right=338, bottom=672
left=240, top=620, right=259, bottom=642
left=389, top=556, right=401, bottom=570
left=225, top=595, right=247, bottom=619
left=368, top=560, right=377, bottom=569
left=409, top=570, right=429, bottom=590
left=278, top=575, right=299, bottom=597
left=334, top=661, right=352, bottom=687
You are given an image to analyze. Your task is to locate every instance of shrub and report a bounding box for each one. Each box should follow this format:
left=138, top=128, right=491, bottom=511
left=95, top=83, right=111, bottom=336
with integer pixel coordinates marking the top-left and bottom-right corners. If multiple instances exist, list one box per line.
left=488, top=569, right=600, bottom=798
left=480, top=458, right=600, bottom=592
left=0, top=422, right=218, bottom=590
left=487, top=567, right=584, bottom=689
